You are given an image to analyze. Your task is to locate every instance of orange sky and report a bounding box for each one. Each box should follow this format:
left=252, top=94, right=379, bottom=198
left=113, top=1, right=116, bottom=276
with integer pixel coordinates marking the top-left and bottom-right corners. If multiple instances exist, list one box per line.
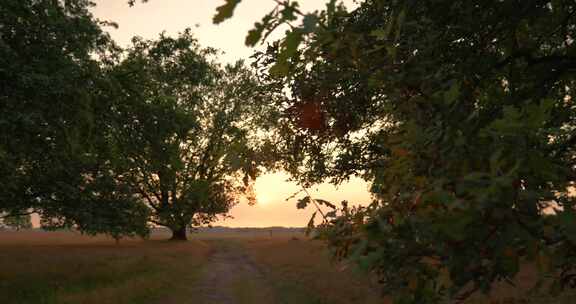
left=89, top=0, right=371, bottom=228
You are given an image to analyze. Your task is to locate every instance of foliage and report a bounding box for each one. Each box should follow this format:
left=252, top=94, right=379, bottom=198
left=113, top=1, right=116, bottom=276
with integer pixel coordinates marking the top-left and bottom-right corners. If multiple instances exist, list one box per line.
left=215, top=0, right=576, bottom=302
left=0, top=0, right=149, bottom=238
left=108, top=30, right=277, bottom=240
left=1, top=0, right=278, bottom=241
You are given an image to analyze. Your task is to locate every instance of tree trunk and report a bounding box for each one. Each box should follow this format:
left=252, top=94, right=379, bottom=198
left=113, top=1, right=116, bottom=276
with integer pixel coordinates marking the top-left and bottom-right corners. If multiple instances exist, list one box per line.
left=170, top=226, right=188, bottom=241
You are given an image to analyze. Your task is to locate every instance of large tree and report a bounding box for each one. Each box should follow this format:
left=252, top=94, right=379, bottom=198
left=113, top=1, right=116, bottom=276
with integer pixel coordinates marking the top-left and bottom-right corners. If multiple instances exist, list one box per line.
left=109, top=31, right=276, bottom=240
left=0, top=0, right=150, bottom=238
left=1, top=0, right=277, bottom=240
left=215, top=0, right=576, bottom=302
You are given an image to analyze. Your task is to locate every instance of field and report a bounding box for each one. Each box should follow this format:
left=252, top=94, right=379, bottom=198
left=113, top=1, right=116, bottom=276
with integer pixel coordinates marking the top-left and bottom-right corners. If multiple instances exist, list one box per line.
left=1, top=230, right=575, bottom=304
left=0, top=230, right=383, bottom=304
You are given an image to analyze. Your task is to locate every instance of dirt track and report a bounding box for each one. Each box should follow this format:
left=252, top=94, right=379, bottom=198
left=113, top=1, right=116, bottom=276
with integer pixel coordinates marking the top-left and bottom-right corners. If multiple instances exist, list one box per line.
left=194, top=240, right=275, bottom=304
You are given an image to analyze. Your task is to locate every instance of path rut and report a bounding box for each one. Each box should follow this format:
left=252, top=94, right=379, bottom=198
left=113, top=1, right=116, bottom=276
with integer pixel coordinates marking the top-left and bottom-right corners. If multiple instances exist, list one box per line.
left=194, top=240, right=275, bottom=304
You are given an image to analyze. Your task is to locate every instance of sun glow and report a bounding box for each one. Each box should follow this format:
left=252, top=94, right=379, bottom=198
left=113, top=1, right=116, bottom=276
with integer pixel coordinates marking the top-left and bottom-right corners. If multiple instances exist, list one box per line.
left=256, top=193, right=272, bottom=206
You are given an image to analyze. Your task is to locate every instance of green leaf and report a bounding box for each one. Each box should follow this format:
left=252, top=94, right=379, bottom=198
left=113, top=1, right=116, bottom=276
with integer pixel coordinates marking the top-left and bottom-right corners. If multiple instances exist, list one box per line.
left=557, top=210, right=576, bottom=243
left=326, top=210, right=337, bottom=218
left=395, top=9, right=406, bottom=40
left=283, top=29, right=303, bottom=58
left=315, top=198, right=336, bottom=209
left=213, top=0, right=241, bottom=24
left=444, top=81, right=460, bottom=105
left=370, top=29, right=387, bottom=41
left=302, top=14, right=319, bottom=33
left=296, top=196, right=311, bottom=209
left=326, top=0, right=337, bottom=22
left=269, top=61, right=290, bottom=78
left=383, top=15, right=395, bottom=40
left=386, top=45, right=397, bottom=61
left=245, top=22, right=264, bottom=46
left=280, top=2, right=299, bottom=22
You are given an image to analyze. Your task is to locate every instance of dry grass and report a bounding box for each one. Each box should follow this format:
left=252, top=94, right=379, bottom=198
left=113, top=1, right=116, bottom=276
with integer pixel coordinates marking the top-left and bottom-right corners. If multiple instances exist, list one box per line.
left=2, top=230, right=575, bottom=304
left=0, top=231, right=385, bottom=304
left=0, top=231, right=209, bottom=304
left=239, top=236, right=576, bottom=304
left=242, top=236, right=387, bottom=304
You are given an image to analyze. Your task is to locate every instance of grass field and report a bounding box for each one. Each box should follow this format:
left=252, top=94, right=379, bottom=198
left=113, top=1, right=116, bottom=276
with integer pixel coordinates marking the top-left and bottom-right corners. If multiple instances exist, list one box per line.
left=1, top=230, right=575, bottom=304
left=0, top=231, right=212, bottom=304
left=0, top=230, right=383, bottom=304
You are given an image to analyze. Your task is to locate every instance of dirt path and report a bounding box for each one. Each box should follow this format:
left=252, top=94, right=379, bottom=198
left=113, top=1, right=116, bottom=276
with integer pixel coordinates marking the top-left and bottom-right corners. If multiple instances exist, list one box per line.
left=194, top=240, right=276, bottom=304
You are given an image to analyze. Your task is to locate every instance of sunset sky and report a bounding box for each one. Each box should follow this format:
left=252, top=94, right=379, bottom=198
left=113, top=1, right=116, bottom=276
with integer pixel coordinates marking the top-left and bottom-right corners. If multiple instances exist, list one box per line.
left=88, top=0, right=371, bottom=228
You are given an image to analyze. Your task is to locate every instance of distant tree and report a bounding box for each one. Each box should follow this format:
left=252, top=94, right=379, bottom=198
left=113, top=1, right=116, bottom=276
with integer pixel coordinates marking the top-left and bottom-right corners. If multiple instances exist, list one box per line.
left=215, top=0, right=576, bottom=302
left=2, top=213, right=32, bottom=231
left=109, top=31, right=276, bottom=240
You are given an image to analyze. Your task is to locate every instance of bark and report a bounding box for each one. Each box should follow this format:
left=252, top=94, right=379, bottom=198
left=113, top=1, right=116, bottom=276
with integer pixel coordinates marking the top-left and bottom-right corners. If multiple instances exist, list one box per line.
left=170, top=226, right=188, bottom=241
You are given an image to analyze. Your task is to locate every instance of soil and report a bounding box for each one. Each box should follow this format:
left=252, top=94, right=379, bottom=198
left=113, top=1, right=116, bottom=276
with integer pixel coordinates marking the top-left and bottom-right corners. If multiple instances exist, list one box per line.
left=194, top=240, right=275, bottom=304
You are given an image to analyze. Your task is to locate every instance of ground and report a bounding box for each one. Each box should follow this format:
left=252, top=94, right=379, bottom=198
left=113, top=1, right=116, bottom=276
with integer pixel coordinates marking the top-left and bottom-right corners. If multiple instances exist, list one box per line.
left=0, top=230, right=383, bottom=304
left=1, top=230, right=575, bottom=304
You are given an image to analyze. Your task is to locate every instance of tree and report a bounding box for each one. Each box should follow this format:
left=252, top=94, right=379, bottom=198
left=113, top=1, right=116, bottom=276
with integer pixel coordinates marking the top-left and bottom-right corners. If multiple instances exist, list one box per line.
left=109, top=31, right=275, bottom=240
left=1, top=0, right=277, bottom=240
left=215, top=0, right=576, bottom=302
left=0, top=0, right=150, bottom=239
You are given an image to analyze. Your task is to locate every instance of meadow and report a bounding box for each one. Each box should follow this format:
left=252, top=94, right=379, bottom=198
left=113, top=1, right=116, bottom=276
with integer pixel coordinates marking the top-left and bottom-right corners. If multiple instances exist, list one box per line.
left=1, top=230, right=575, bottom=304
left=0, top=230, right=383, bottom=304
